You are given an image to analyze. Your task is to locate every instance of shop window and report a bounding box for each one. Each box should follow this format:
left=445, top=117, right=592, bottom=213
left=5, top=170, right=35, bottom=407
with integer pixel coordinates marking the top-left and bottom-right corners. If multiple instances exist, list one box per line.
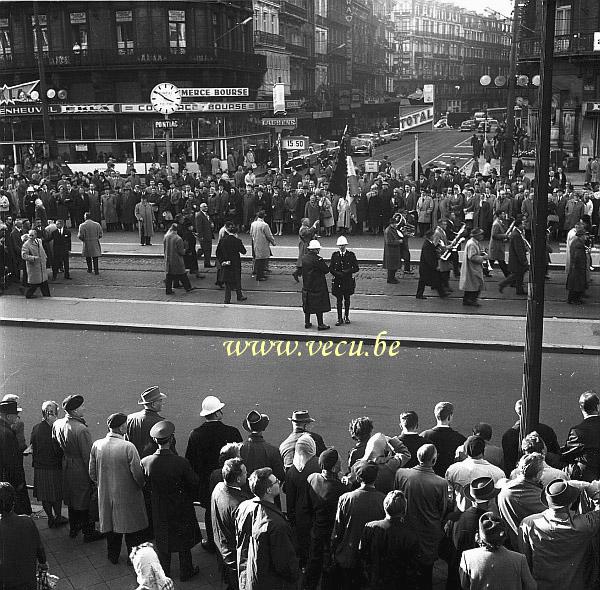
left=116, top=10, right=134, bottom=54
left=116, top=118, right=133, bottom=140
left=31, top=14, right=49, bottom=52
left=81, top=119, right=97, bottom=140
left=98, top=118, right=116, bottom=140
left=169, top=10, right=186, bottom=54
left=64, top=118, right=82, bottom=141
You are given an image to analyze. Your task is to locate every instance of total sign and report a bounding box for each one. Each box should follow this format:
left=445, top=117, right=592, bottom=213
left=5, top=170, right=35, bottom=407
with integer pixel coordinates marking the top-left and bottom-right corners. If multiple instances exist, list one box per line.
left=398, top=106, right=434, bottom=131
left=282, top=136, right=308, bottom=150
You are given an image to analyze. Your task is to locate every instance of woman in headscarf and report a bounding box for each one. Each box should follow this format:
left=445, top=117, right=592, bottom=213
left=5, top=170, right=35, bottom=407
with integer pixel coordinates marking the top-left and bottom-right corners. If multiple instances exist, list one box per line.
left=351, top=432, right=411, bottom=493
left=284, top=433, right=320, bottom=568
left=130, top=543, right=174, bottom=590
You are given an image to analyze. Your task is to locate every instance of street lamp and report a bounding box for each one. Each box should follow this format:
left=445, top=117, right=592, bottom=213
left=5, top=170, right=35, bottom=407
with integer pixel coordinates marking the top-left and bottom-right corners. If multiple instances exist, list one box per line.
left=213, top=16, right=253, bottom=48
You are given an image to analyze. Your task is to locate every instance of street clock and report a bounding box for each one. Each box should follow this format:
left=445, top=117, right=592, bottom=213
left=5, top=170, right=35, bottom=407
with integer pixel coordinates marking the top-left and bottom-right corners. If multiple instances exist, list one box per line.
left=150, top=83, right=182, bottom=115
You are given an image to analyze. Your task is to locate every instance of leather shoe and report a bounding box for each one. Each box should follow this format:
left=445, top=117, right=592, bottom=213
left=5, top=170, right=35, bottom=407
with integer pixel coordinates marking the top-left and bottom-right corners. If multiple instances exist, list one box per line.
left=201, top=540, right=216, bottom=553
left=185, top=287, right=197, bottom=292
left=180, top=566, right=200, bottom=582
left=166, top=290, right=175, bottom=295
left=237, top=296, right=248, bottom=301
left=53, top=516, right=69, bottom=527
left=335, top=320, right=344, bottom=326
left=462, top=301, right=481, bottom=307
left=83, top=530, right=105, bottom=543
left=304, top=323, right=313, bottom=329
left=108, top=556, right=119, bottom=565
left=317, top=324, right=330, bottom=331
left=344, top=318, right=351, bottom=324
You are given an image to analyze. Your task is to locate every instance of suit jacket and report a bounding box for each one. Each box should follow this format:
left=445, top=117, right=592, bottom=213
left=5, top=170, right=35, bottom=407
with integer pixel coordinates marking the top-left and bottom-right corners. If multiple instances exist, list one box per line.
left=51, top=226, right=71, bottom=259
left=141, top=449, right=201, bottom=552
left=507, top=229, right=528, bottom=274
left=562, top=415, right=600, bottom=481
left=240, top=433, right=285, bottom=483
left=329, top=250, right=359, bottom=297
left=194, top=211, right=213, bottom=241
left=185, top=420, right=242, bottom=504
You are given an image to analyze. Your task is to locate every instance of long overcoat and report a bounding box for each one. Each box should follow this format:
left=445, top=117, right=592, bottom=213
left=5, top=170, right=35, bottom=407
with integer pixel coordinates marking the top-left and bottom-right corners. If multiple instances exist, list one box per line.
left=141, top=449, right=201, bottom=553
left=507, top=230, right=529, bottom=274
left=459, top=237, right=485, bottom=292
left=215, top=233, right=246, bottom=284
left=21, top=237, right=48, bottom=284
left=249, top=218, right=274, bottom=260
left=301, top=251, right=331, bottom=313
left=102, top=193, right=118, bottom=224
left=163, top=230, right=186, bottom=275
left=329, top=250, right=359, bottom=296
left=52, top=415, right=93, bottom=510
left=78, top=219, right=103, bottom=258
left=89, top=433, right=148, bottom=534
left=566, top=237, right=588, bottom=292
left=419, top=239, right=442, bottom=289
left=382, top=224, right=404, bottom=270
left=134, top=201, right=154, bottom=237
left=488, top=219, right=507, bottom=261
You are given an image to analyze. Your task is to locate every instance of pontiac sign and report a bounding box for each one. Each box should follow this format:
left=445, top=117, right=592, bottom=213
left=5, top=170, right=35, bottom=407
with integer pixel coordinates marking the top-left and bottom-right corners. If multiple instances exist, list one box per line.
left=398, top=106, right=434, bottom=131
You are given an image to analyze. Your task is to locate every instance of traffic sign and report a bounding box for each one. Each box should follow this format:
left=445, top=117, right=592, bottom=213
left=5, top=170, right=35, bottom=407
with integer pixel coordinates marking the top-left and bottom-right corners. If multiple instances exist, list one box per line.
left=154, top=119, right=179, bottom=129
left=261, top=117, right=297, bottom=128
left=364, top=160, right=379, bottom=173
left=282, top=136, right=308, bottom=150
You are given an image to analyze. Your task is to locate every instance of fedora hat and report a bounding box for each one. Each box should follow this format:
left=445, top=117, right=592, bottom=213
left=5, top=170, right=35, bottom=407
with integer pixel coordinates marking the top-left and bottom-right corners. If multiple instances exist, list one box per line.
left=542, top=479, right=580, bottom=509
left=2, top=394, right=22, bottom=413
left=463, top=477, right=500, bottom=504
left=288, top=410, right=315, bottom=423
left=200, top=395, right=225, bottom=417
left=478, top=512, right=506, bottom=546
left=243, top=410, right=269, bottom=433
left=470, top=228, right=484, bottom=238
left=138, top=386, right=167, bottom=405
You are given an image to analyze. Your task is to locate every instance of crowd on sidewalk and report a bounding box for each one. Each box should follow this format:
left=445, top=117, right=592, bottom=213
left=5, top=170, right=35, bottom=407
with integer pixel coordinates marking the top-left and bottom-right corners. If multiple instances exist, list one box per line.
left=2, top=386, right=600, bottom=590
left=0, top=151, right=598, bottom=307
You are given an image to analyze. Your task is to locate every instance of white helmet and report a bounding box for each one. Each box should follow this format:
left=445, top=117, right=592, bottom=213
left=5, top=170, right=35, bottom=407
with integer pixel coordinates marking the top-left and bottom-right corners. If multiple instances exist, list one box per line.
left=308, top=240, right=321, bottom=250
left=336, top=236, right=348, bottom=246
left=200, top=395, right=225, bottom=417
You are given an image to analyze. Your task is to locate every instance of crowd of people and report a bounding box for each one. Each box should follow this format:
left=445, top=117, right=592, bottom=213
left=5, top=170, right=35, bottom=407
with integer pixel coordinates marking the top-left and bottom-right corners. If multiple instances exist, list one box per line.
left=0, top=150, right=597, bottom=308
left=2, top=387, right=600, bottom=590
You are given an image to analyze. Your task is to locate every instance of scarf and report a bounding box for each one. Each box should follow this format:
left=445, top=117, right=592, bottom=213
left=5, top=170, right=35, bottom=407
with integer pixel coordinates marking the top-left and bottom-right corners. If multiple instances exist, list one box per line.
left=292, top=433, right=316, bottom=472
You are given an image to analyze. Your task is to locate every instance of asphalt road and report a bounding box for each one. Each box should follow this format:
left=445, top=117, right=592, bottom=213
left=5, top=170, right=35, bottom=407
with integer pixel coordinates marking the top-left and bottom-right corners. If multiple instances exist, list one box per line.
left=3, top=327, right=597, bottom=475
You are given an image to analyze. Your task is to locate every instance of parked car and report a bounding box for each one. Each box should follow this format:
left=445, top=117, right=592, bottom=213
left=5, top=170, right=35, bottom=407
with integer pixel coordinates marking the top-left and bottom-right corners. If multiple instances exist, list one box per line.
left=477, top=118, right=499, bottom=133
left=434, top=118, right=450, bottom=129
left=350, top=138, right=373, bottom=156
left=357, top=132, right=382, bottom=146
left=388, top=127, right=403, bottom=140
left=378, top=130, right=394, bottom=144
left=460, top=119, right=477, bottom=132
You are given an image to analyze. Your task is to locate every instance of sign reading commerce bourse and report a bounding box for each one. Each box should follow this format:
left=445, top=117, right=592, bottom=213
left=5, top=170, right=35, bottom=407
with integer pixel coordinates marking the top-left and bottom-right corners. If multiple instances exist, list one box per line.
left=180, top=87, right=249, bottom=98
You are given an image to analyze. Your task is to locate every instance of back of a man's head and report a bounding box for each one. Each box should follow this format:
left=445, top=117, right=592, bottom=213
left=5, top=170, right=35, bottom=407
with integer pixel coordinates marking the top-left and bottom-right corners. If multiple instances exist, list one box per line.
left=222, top=458, right=244, bottom=485
left=434, top=402, right=454, bottom=423
left=383, top=490, right=407, bottom=519
left=417, top=443, right=437, bottom=466
left=473, top=423, right=492, bottom=441
left=521, top=431, right=546, bottom=455
left=400, top=411, right=419, bottom=431
left=579, top=391, right=600, bottom=415
left=249, top=467, right=272, bottom=498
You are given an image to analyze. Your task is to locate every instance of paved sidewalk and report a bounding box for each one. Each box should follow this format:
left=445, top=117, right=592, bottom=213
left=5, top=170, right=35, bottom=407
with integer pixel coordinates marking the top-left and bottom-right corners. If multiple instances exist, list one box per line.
left=2, top=296, right=598, bottom=352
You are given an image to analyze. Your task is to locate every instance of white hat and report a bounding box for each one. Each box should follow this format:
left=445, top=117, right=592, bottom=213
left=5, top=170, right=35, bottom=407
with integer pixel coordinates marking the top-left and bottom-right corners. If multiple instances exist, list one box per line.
left=200, top=395, right=225, bottom=417
left=308, top=240, right=321, bottom=250
left=336, top=236, right=348, bottom=246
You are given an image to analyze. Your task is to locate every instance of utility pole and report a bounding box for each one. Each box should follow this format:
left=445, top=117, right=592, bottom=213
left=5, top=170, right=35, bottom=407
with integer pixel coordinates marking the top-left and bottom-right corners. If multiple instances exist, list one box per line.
left=520, top=0, right=556, bottom=441
left=501, top=0, right=520, bottom=177
left=33, top=0, right=53, bottom=161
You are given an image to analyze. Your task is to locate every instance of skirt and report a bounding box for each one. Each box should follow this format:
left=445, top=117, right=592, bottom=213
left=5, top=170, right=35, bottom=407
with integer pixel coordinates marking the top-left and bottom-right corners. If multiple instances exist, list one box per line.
left=33, top=467, right=63, bottom=502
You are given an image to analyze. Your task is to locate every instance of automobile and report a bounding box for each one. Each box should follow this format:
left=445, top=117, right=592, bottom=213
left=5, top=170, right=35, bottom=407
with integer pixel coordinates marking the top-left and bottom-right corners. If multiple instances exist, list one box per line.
left=388, top=127, right=403, bottom=140
left=477, top=118, right=499, bottom=133
left=473, top=111, right=487, bottom=122
left=433, top=118, right=449, bottom=129
left=460, top=119, right=477, bottom=132
left=350, top=137, right=373, bottom=156
left=356, top=132, right=382, bottom=146
left=378, top=130, right=394, bottom=143
left=323, top=140, right=340, bottom=158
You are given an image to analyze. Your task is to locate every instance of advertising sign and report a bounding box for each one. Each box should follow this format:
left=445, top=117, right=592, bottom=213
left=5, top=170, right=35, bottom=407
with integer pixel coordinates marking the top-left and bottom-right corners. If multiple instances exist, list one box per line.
left=397, top=106, right=434, bottom=131
left=423, top=84, right=434, bottom=104
left=154, top=119, right=179, bottom=129
left=181, top=88, right=249, bottom=98
left=273, top=83, right=286, bottom=114
left=282, top=137, right=308, bottom=150
left=261, top=117, right=297, bottom=127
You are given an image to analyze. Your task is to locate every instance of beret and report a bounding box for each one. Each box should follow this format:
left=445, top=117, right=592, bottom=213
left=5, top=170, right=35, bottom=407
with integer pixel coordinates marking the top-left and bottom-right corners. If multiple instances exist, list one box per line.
left=107, top=412, right=127, bottom=429
left=63, top=394, right=84, bottom=412
left=319, top=448, right=339, bottom=470
left=150, top=420, right=175, bottom=439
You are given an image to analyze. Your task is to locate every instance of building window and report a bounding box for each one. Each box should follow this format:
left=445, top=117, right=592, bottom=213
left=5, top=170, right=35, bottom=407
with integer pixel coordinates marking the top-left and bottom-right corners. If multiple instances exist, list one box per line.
left=168, top=10, right=186, bottom=54
left=31, top=14, right=49, bottom=52
left=316, top=0, right=328, bottom=18
left=315, top=26, right=327, bottom=54
left=70, top=12, right=88, bottom=50
left=0, top=18, right=11, bottom=59
left=555, top=5, right=571, bottom=35
left=116, top=10, right=134, bottom=53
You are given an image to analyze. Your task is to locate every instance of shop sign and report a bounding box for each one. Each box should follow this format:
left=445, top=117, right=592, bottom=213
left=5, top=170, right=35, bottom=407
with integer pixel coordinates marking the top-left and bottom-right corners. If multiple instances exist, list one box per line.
left=75, top=144, right=88, bottom=152
left=122, top=102, right=295, bottom=113
left=57, top=104, right=116, bottom=114
left=168, top=10, right=185, bottom=22
left=261, top=117, right=297, bottom=127
left=70, top=12, right=87, bottom=24
left=0, top=80, right=40, bottom=105
left=180, top=88, right=249, bottom=98
left=154, top=119, right=179, bottom=129
left=586, top=102, right=600, bottom=112
left=398, top=106, right=434, bottom=131
left=0, top=104, right=43, bottom=116
left=0, top=18, right=9, bottom=28
left=282, top=136, right=308, bottom=150
left=31, top=15, right=47, bottom=26
left=115, top=10, right=132, bottom=22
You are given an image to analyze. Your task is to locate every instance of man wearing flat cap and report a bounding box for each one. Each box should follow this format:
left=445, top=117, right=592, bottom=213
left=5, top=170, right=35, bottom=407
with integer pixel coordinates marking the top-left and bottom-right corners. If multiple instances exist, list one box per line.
left=185, top=395, right=242, bottom=552
left=141, top=420, right=201, bottom=582
left=89, top=413, right=148, bottom=565
left=126, top=386, right=176, bottom=458
left=279, top=410, right=327, bottom=470
left=52, top=395, right=103, bottom=541
left=0, top=399, right=30, bottom=515
left=519, top=478, right=600, bottom=590
left=240, top=411, right=285, bottom=483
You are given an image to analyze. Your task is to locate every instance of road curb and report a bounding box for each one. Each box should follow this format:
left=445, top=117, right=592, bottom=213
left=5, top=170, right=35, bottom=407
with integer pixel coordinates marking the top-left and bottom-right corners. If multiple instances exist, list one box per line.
left=2, top=317, right=597, bottom=354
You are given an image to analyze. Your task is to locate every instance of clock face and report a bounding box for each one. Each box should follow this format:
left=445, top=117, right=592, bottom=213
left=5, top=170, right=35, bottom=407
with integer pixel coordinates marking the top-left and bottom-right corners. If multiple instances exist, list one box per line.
left=150, top=83, right=182, bottom=115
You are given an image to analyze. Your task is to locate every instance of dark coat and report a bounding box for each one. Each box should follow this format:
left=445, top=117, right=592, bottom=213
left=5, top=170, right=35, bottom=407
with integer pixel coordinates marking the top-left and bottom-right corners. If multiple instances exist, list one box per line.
left=507, top=229, right=529, bottom=274
left=141, top=449, right=201, bottom=553
left=562, top=415, right=600, bottom=481
left=566, top=237, right=587, bottom=292
left=420, top=426, right=466, bottom=477
left=0, top=419, right=26, bottom=490
left=240, top=433, right=286, bottom=483
left=50, top=226, right=71, bottom=260
left=419, top=239, right=442, bottom=288
left=329, top=250, right=359, bottom=297
left=126, top=408, right=177, bottom=458
left=0, top=512, right=46, bottom=590
left=301, top=251, right=331, bottom=313
left=194, top=211, right=213, bottom=241
left=185, top=420, right=243, bottom=505
left=394, top=432, right=427, bottom=469
left=383, top=224, right=405, bottom=270
left=216, top=233, right=247, bottom=283
left=502, top=421, right=560, bottom=475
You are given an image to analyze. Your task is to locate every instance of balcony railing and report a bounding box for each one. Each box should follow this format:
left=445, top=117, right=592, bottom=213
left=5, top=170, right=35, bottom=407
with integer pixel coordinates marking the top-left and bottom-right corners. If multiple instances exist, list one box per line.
left=280, top=1, right=308, bottom=20
left=254, top=30, right=285, bottom=48
left=519, top=33, right=598, bottom=58
left=0, top=46, right=266, bottom=72
left=285, top=42, right=308, bottom=57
